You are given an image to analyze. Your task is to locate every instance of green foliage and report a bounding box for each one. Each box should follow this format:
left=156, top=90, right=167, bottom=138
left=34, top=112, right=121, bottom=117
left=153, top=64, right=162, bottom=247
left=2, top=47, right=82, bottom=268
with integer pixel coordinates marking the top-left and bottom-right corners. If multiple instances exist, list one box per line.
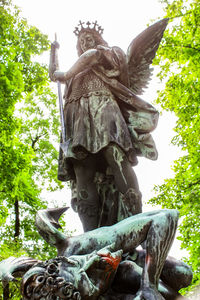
left=150, top=0, right=200, bottom=293
left=0, top=1, right=65, bottom=298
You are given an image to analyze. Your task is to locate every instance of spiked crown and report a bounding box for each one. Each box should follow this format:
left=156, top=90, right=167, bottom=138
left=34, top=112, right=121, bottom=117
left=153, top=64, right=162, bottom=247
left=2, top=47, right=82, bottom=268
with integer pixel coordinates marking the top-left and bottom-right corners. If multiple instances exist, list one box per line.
left=73, top=21, right=104, bottom=38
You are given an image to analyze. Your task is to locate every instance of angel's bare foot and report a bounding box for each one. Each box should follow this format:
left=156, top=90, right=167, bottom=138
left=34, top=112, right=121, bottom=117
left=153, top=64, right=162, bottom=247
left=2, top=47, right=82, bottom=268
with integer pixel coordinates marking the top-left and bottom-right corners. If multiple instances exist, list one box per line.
left=133, top=286, right=165, bottom=300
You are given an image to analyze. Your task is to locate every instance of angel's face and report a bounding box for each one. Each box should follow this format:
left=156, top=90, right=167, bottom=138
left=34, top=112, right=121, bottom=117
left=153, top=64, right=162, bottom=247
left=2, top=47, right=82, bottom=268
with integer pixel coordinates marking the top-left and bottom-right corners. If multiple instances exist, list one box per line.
left=79, top=32, right=96, bottom=52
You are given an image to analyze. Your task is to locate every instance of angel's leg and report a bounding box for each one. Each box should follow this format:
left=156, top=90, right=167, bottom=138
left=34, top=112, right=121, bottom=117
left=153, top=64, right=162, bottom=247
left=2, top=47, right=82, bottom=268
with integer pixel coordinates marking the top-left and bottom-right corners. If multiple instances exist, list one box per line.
left=103, top=144, right=142, bottom=215
left=73, top=155, right=99, bottom=232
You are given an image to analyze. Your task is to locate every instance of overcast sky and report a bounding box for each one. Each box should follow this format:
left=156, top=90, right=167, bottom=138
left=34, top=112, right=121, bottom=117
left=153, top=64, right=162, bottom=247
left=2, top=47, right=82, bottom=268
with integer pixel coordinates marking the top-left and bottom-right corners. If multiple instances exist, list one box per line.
left=11, top=0, right=187, bottom=258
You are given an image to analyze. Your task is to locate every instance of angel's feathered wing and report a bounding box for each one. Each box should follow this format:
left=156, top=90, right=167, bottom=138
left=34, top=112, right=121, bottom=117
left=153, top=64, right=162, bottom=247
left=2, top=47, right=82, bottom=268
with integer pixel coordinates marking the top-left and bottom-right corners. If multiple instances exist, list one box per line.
left=127, top=18, right=169, bottom=95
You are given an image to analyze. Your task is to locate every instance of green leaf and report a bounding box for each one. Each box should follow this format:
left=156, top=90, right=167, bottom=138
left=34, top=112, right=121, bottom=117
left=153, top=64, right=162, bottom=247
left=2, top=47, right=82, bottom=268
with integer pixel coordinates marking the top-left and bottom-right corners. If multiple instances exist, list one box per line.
left=150, top=0, right=200, bottom=293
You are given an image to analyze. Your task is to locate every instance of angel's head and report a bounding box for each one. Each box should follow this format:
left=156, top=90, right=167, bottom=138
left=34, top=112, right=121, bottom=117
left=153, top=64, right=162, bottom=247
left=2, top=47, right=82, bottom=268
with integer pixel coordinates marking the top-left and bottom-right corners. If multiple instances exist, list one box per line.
left=21, top=257, right=81, bottom=300
left=75, top=21, right=108, bottom=56
left=77, top=32, right=108, bottom=56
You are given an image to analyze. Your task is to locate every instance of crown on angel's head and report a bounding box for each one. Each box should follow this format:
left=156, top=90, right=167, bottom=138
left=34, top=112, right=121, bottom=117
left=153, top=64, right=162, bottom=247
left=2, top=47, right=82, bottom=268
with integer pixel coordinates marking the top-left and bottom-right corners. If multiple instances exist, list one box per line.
left=73, top=21, right=104, bottom=38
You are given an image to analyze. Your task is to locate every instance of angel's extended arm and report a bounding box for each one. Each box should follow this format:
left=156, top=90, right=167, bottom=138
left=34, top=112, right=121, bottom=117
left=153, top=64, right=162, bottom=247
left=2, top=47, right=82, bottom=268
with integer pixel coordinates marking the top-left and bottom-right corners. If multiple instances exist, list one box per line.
left=49, top=41, right=60, bottom=82
left=49, top=44, right=102, bottom=82
left=94, top=45, right=120, bottom=77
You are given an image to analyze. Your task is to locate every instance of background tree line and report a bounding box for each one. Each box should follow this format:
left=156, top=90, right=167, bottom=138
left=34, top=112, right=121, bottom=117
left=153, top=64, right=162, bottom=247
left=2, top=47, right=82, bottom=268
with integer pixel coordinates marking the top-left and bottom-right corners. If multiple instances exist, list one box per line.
left=0, top=0, right=199, bottom=298
left=0, top=0, right=65, bottom=297
left=150, top=0, right=200, bottom=294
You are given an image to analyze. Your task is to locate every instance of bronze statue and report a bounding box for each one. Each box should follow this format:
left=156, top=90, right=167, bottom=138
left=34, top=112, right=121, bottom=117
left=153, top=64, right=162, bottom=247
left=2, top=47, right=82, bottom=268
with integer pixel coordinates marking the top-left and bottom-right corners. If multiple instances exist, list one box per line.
left=0, top=21, right=194, bottom=299
left=0, top=208, right=192, bottom=299
left=49, top=20, right=168, bottom=231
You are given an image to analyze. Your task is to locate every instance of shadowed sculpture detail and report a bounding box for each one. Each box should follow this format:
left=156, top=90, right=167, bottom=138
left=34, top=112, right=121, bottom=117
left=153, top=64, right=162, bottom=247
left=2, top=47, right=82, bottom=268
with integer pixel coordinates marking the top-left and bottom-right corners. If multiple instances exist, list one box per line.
left=0, top=208, right=192, bottom=299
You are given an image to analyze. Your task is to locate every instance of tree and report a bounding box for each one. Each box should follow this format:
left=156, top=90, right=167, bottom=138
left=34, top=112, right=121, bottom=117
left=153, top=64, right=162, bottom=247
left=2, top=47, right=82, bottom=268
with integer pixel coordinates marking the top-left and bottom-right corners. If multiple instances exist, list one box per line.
left=0, top=0, right=64, bottom=297
left=150, top=0, right=200, bottom=293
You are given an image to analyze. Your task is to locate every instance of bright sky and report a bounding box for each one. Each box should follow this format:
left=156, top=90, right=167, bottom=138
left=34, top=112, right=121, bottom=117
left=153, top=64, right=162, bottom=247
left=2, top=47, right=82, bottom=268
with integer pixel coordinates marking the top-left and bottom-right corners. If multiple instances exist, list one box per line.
left=12, top=0, right=187, bottom=258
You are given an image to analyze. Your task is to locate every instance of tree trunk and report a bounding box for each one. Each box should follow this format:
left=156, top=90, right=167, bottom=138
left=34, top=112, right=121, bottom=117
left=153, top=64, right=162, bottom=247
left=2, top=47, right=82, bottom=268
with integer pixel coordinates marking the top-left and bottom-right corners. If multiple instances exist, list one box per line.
left=3, top=284, right=10, bottom=299
left=14, top=200, right=20, bottom=238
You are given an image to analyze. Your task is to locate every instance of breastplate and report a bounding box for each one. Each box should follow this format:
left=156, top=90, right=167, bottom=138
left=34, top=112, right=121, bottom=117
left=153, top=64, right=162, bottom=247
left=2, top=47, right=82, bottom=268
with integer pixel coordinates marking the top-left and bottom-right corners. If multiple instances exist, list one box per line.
left=68, top=70, right=111, bottom=102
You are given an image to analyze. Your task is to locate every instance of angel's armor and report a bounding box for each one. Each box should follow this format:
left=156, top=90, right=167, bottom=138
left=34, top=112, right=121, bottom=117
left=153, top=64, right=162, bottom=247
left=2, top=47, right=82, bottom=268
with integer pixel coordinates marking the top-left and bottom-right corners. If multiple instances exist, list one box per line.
left=49, top=20, right=168, bottom=230
left=56, top=46, right=159, bottom=178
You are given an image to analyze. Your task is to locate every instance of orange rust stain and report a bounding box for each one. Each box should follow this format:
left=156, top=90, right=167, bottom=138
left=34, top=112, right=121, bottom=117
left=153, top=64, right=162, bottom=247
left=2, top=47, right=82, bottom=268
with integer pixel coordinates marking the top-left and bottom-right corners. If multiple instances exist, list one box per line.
left=99, top=253, right=121, bottom=270
left=97, top=253, right=121, bottom=285
left=145, top=254, right=153, bottom=267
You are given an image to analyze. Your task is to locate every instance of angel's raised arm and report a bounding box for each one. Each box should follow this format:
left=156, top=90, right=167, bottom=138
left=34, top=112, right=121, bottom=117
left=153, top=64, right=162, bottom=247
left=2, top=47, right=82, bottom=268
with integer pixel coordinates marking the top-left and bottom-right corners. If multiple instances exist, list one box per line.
left=49, top=42, right=102, bottom=82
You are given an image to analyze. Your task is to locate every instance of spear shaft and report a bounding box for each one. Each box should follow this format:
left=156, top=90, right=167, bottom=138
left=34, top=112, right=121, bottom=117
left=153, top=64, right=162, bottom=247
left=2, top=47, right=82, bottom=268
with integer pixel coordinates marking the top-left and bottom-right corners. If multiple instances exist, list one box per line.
left=57, top=80, right=66, bottom=143
left=55, top=33, right=70, bottom=156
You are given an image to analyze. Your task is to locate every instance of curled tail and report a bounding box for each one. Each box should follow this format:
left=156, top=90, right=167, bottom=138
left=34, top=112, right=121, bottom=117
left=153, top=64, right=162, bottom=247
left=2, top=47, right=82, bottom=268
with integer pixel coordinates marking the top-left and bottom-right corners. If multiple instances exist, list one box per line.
left=35, top=207, right=69, bottom=249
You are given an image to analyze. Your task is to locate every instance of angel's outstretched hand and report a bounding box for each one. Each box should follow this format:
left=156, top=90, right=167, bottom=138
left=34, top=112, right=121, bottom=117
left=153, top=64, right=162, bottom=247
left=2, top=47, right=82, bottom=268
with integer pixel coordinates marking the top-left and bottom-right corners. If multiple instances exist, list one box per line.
left=51, top=40, right=60, bottom=49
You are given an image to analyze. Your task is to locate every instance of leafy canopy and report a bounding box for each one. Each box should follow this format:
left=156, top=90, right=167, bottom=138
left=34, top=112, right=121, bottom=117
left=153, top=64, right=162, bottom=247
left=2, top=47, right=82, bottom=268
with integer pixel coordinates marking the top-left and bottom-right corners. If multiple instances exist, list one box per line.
left=0, top=0, right=64, bottom=290
left=150, top=0, right=200, bottom=292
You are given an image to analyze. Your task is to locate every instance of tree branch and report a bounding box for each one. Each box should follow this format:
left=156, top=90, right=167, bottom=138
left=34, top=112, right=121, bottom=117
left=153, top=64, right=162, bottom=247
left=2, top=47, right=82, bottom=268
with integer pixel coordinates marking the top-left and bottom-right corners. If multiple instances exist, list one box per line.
left=168, top=10, right=194, bottom=20
left=14, top=200, right=20, bottom=239
left=3, top=284, right=10, bottom=299
left=31, top=135, right=41, bottom=149
left=31, top=132, right=48, bottom=149
left=161, top=43, right=200, bottom=52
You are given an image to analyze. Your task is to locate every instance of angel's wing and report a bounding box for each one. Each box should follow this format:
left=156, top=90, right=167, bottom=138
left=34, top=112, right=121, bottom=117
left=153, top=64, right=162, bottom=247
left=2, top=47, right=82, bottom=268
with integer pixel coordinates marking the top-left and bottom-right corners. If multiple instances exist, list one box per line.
left=127, top=18, right=169, bottom=95
left=0, top=256, right=39, bottom=287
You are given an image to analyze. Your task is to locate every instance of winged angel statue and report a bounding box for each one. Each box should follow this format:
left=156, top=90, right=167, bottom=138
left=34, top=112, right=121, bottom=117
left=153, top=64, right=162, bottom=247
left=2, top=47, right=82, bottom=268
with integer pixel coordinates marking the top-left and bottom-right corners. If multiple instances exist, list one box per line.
left=0, top=20, right=194, bottom=300
left=49, top=19, right=169, bottom=232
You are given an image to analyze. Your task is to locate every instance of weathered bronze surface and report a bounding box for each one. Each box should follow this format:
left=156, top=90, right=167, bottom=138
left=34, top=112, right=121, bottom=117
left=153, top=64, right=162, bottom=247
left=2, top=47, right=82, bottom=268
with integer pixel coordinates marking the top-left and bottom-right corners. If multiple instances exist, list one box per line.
left=0, top=208, right=192, bottom=299
left=49, top=20, right=169, bottom=232
left=0, top=21, right=193, bottom=299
